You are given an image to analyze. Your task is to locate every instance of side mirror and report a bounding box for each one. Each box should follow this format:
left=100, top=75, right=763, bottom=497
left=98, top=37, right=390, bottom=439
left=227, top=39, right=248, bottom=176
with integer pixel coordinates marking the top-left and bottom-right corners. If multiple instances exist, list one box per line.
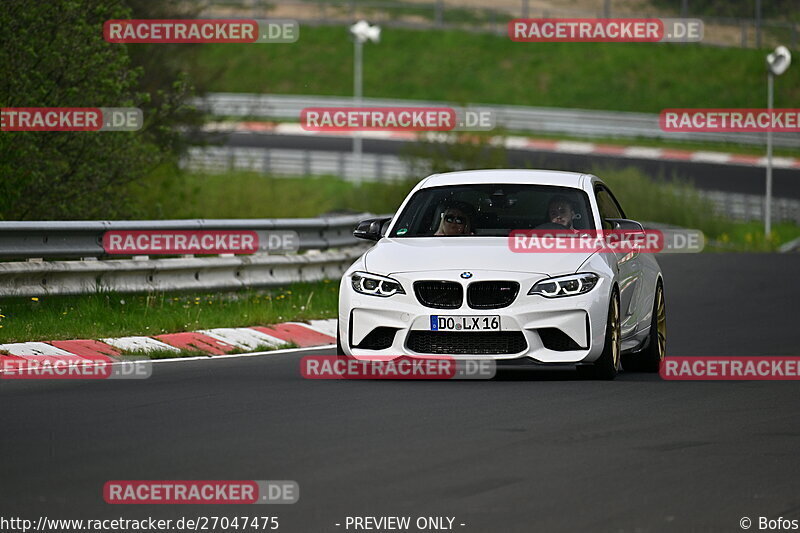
left=354, top=217, right=391, bottom=241
left=605, top=218, right=645, bottom=233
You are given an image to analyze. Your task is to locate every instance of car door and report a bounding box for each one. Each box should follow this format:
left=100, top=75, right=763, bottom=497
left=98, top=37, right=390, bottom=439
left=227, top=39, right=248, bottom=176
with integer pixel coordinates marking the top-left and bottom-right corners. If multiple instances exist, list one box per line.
left=595, top=185, right=643, bottom=339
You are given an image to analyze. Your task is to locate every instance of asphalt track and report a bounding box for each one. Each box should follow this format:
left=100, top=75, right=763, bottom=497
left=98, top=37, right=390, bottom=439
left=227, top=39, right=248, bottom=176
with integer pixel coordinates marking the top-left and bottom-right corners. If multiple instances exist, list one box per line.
left=214, top=132, right=800, bottom=199
left=2, top=254, right=799, bottom=532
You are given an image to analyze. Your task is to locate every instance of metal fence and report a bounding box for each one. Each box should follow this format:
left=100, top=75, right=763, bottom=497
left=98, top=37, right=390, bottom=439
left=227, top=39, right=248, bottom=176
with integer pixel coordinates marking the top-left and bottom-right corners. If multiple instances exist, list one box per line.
left=0, top=248, right=366, bottom=298
left=195, top=93, right=800, bottom=149
left=0, top=215, right=373, bottom=297
left=0, top=216, right=368, bottom=260
left=698, top=190, right=800, bottom=224
left=182, top=146, right=413, bottom=182
left=181, top=145, right=800, bottom=224
left=206, top=0, right=799, bottom=49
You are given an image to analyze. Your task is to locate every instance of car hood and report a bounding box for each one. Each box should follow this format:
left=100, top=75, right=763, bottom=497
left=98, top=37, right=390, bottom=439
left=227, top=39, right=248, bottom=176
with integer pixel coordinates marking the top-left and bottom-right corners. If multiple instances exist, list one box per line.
left=364, top=237, right=595, bottom=276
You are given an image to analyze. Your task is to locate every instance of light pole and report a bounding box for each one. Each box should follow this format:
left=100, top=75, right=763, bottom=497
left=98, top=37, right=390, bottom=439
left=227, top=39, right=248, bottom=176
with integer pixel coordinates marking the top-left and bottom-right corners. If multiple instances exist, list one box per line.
left=764, top=45, right=791, bottom=237
left=349, top=20, right=380, bottom=183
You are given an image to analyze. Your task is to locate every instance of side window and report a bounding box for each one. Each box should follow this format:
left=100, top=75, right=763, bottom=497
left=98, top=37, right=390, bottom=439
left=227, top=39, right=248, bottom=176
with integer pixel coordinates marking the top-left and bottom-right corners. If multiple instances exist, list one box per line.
left=595, top=187, right=623, bottom=229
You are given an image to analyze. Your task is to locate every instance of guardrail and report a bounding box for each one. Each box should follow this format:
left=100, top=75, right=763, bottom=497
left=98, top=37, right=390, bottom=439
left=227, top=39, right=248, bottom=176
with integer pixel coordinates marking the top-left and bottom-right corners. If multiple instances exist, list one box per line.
left=195, top=93, right=800, bottom=149
left=182, top=146, right=413, bottom=182
left=0, top=215, right=373, bottom=297
left=0, top=216, right=366, bottom=260
left=0, top=248, right=366, bottom=298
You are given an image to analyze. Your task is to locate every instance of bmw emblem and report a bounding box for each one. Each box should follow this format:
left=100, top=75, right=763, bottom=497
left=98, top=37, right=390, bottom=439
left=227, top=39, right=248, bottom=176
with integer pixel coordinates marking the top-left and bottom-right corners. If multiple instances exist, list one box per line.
left=461, top=272, right=473, bottom=279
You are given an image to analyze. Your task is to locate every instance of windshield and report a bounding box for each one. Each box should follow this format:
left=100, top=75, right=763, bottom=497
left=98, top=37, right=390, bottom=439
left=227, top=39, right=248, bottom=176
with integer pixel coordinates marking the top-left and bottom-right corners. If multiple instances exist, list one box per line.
left=389, top=184, right=595, bottom=237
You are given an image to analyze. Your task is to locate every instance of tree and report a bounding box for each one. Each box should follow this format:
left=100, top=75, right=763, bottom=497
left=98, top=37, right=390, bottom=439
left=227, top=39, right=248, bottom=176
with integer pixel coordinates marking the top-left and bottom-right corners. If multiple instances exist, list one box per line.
left=0, top=0, right=199, bottom=220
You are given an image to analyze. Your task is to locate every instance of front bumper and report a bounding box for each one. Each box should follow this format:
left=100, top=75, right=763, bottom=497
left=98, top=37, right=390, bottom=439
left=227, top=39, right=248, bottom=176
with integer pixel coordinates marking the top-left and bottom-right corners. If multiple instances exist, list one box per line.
left=338, top=269, right=612, bottom=364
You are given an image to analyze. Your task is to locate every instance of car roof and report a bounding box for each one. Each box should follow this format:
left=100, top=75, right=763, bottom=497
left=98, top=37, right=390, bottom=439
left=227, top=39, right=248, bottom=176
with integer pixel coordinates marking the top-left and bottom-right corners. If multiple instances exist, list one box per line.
left=419, top=169, right=588, bottom=189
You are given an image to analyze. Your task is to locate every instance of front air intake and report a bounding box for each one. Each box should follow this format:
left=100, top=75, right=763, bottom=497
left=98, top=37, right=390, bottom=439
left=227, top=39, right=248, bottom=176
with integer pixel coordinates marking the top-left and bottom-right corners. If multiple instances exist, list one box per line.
left=354, top=327, right=398, bottom=350
left=538, top=328, right=584, bottom=351
left=467, top=281, right=520, bottom=309
left=413, top=281, right=463, bottom=309
left=406, top=331, right=527, bottom=355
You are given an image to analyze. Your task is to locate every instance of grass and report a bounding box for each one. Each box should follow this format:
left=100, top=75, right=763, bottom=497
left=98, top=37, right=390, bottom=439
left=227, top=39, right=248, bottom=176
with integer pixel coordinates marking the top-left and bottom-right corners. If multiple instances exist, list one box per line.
left=597, top=166, right=727, bottom=234
left=0, top=282, right=339, bottom=344
left=131, top=165, right=800, bottom=252
left=121, top=347, right=217, bottom=359
left=122, top=165, right=800, bottom=252
left=705, top=220, right=800, bottom=252
left=125, top=164, right=417, bottom=219
left=194, top=26, right=800, bottom=113
left=593, top=166, right=800, bottom=251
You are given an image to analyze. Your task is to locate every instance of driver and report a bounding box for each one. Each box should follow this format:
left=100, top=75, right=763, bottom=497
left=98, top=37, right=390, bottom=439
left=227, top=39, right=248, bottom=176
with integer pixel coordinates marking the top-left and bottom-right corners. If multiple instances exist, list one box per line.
left=544, top=196, right=577, bottom=229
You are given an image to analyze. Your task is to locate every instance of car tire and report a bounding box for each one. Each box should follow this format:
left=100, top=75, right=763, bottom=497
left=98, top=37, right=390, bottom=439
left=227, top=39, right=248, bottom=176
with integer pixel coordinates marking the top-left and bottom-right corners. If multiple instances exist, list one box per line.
left=623, top=281, right=666, bottom=372
left=578, top=290, right=620, bottom=380
left=336, top=329, right=345, bottom=356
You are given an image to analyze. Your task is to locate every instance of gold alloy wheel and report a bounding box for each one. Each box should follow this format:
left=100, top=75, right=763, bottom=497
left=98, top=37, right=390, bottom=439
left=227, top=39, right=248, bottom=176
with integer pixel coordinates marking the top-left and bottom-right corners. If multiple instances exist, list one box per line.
left=655, top=286, right=666, bottom=360
left=611, top=295, right=620, bottom=370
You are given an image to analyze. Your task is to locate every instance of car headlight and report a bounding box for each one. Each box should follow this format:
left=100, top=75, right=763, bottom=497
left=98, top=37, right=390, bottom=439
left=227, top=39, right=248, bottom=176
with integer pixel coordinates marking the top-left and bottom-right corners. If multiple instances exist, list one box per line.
left=528, top=273, right=599, bottom=298
left=351, top=271, right=406, bottom=297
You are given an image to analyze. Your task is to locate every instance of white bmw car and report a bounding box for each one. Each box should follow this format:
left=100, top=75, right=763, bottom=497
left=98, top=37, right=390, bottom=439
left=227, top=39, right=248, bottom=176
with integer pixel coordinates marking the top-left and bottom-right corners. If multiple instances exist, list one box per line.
left=337, top=170, right=666, bottom=379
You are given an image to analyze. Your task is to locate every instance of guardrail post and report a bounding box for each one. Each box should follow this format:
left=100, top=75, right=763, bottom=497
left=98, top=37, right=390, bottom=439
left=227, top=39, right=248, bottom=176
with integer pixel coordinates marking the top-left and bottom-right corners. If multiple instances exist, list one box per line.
left=521, top=0, right=529, bottom=18
left=435, top=0, right=443, bottom=27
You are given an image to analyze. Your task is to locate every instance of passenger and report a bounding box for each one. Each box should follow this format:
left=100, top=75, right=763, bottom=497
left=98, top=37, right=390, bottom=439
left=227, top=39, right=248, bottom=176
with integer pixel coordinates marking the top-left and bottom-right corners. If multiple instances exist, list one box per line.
left=434, top=203, right=474, bottom=236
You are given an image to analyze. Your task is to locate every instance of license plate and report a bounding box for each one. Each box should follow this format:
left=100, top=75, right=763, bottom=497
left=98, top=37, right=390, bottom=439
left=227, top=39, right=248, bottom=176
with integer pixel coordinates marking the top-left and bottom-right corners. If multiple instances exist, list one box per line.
left=430, top=315, right=500, bottom=332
